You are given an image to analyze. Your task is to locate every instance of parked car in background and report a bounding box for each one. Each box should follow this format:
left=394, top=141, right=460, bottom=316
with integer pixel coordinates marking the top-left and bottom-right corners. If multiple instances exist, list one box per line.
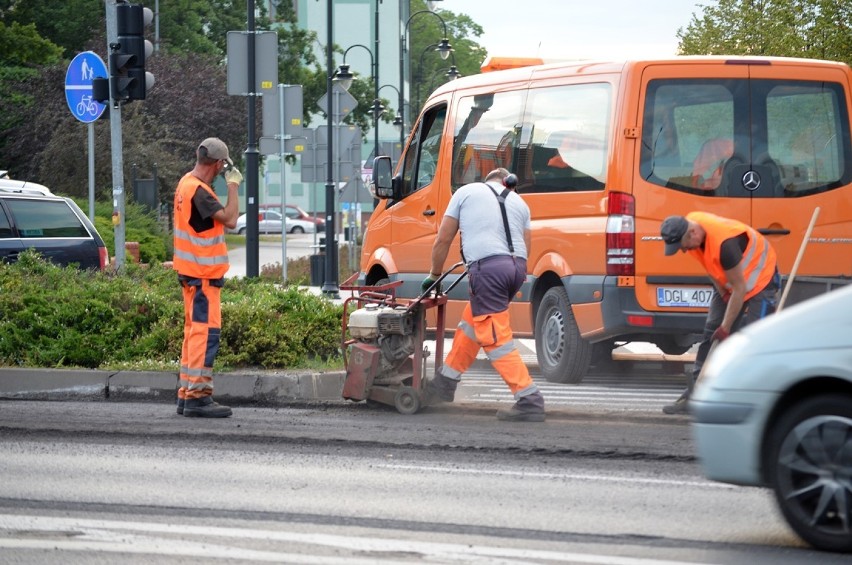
left=232, top=208, right=318, bottom=235
left=691, top=284, right=852, bottom=553
left=262, top=204, right=324, bottom=232
left=0, top=180, right=108, bottom=270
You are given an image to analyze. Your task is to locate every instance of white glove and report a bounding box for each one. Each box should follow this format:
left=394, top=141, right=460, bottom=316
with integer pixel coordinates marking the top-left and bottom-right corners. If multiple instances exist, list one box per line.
left=224, top=167, right=243, bottom=185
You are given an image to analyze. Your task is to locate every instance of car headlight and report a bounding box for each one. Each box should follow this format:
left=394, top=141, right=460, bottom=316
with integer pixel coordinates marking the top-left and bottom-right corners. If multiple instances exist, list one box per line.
left=696, top=332, right=751, bottom=390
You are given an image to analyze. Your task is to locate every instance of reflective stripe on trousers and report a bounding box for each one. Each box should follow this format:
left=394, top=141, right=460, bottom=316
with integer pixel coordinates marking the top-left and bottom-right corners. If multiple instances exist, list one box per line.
left=442, top=303, right=538, bottom=398
left=177, top=277, right=222, bottom=400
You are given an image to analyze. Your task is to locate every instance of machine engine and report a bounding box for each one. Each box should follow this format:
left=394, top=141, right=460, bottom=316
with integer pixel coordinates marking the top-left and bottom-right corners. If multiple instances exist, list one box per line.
left=347, top=304, right=416, bottom=379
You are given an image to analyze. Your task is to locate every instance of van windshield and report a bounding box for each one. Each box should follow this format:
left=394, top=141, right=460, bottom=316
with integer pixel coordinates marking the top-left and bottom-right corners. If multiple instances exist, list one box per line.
left=640, top=78, right=852, bottom=198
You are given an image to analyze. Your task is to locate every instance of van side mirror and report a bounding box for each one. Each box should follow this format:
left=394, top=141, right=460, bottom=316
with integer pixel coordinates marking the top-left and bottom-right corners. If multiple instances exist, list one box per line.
left=371, top=156, right=395, bottom=199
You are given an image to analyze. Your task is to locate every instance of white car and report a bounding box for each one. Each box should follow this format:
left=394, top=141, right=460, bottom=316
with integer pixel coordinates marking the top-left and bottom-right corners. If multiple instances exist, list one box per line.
left=232, top=210, right=317, bottom=234
left=691, top=283, right=852, bottom=552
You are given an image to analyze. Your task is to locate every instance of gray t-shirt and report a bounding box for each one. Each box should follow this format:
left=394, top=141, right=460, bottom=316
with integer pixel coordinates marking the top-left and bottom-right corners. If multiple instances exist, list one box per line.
left=444, top=180, right=531, bottom=262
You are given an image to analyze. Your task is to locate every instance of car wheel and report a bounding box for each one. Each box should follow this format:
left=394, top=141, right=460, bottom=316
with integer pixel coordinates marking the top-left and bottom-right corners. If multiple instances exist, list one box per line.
left=238, top=228, right=246, bottom=235
left=767, top=394, right=852, bottom=552
left=291, top=226, right=305, bottom=234
left=534, top=286, right=591, bottom=384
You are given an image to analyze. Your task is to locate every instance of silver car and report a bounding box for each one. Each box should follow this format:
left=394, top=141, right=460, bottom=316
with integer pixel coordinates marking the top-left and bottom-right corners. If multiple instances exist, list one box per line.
left=692, top=283, right=852, bottom=552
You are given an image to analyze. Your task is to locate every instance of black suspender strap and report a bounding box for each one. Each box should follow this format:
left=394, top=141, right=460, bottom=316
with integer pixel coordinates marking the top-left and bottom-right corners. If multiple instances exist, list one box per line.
left=485, top=183, right=515, bottom=255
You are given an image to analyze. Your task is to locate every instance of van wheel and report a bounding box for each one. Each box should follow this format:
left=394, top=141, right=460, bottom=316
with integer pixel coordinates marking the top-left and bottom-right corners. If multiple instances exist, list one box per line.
left=535, top=286, right=592, bottom=384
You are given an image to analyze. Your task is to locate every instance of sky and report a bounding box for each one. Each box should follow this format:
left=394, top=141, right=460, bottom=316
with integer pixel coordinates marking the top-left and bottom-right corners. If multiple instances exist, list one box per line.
left=445, top=0, right=704, bottom=62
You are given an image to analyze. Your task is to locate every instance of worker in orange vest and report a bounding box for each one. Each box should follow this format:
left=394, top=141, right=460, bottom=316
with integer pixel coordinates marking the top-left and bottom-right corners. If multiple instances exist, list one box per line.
left=173, top=138, right=242, bottom=418
left=660, top=212, right=780, bottom=414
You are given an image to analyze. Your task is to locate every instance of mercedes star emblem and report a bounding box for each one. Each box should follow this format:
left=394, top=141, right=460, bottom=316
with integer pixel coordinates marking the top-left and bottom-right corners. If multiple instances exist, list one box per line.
left=742, top=170, right=761, bottom=191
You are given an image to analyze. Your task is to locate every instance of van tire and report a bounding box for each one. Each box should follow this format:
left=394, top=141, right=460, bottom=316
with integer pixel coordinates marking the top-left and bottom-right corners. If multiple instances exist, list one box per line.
left=535, top=286, right=592, bottom=384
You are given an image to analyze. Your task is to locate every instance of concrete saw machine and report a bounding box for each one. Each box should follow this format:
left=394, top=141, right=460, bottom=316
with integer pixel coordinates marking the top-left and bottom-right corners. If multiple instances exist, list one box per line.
left=340, top=262, right=466, bottom=414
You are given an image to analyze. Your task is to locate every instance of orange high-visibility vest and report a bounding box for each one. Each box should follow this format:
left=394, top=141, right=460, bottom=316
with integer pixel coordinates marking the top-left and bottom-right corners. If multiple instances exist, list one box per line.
left=686, top=211, right=776, bottom=300
left=173, top=173, right=229, bottom=279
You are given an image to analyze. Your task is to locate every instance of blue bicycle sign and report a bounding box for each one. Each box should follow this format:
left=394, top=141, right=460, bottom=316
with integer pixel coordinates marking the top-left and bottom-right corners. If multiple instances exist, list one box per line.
left=65, top=51, right=107, bottom=123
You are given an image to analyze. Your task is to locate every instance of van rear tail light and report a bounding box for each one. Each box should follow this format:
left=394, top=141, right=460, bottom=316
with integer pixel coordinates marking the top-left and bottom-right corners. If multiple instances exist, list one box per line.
left=606, top=192, right=635, bottom=276
left=99, top=247, right=109, bottom=270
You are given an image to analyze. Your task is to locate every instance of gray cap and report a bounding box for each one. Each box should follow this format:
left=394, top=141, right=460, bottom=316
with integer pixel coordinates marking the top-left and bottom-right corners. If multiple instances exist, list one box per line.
left=660, top=215, right=688, bottom=256
left=198, top=137, right=233, bottom=166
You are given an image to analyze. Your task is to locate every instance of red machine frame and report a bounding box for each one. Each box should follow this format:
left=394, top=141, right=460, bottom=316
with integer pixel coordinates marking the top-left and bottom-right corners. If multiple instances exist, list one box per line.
left=339, top=262, right=466, bottom=414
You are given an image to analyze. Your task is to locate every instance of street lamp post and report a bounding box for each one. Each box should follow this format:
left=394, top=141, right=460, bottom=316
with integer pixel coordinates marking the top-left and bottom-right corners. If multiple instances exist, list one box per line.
left=414, top=46, right=461, bottom=114
left=398, top=9, right=452, bottom=147
left=323, top=0, right=337, bottom=297
left=336, top=43, right=381, bottom=160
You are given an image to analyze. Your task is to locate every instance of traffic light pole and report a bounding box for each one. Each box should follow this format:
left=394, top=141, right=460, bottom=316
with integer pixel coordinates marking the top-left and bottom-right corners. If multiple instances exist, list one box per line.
left=104, top=0, right=126, bottom=268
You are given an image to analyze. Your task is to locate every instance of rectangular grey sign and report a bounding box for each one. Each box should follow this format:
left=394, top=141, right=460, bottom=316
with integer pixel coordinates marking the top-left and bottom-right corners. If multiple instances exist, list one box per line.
left=226, top=31, right=278, bottom=96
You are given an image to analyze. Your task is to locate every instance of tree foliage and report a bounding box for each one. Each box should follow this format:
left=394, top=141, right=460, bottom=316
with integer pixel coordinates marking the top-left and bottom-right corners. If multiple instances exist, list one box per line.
left=677, top=0, right=851, bottom=66
left=0, top=0, right=496, bottom=194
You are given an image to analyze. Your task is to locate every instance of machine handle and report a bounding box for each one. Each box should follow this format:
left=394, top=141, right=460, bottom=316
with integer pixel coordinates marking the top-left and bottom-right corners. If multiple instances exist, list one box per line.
left=422, top=209, right=436, bottom=216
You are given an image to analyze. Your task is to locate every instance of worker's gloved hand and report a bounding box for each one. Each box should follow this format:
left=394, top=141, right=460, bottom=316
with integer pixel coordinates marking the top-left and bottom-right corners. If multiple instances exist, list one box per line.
left=711, top=326, right=730, bottom=343
left=721, top=291, right=731, bottom=304
left=421, top=274, right=441, bottom=295
left=224, top=167, right=243, bottom=185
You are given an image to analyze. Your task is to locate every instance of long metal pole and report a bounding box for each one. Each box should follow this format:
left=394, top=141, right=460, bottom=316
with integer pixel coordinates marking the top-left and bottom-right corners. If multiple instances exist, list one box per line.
left=322, top=0, right=339, bottom=296
left=278, top=83, right=287, bottom=282
left=374, top=0, right=380, bottom=156
left=88, top=122, right=95, bottom=221
left=105, top=0, right=125, bottom=268
left=245, top=0, right=260, bottom=278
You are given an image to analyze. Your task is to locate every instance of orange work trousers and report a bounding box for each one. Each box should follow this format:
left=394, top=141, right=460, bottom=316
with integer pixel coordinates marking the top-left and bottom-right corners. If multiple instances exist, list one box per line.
left=177, top=276, right=223, bottom=401
left=442, top=303, right=537, bottom=397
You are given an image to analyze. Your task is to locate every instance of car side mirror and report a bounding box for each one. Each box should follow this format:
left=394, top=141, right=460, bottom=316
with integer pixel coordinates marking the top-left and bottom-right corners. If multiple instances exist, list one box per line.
left=371, top=156, right=395, bottom=199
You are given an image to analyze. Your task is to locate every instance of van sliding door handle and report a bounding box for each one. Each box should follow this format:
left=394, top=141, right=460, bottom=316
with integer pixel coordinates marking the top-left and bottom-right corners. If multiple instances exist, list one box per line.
left=758, top=228, right=791, bottom=235
left=422, top=209, right=436, bottom=216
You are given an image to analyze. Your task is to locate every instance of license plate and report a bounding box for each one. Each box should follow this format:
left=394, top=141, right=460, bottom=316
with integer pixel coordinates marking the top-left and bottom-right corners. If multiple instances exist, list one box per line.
left=657, top=286, right=713, bottom=308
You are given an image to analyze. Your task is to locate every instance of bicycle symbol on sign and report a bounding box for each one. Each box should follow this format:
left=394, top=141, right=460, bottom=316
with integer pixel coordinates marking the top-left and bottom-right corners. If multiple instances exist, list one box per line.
left=76, top=95, right=100, bottom=118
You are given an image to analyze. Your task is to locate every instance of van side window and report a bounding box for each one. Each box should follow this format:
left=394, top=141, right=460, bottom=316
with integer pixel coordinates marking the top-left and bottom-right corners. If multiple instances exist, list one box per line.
left=521, top=83, right=610, bottom=193
left=5, top=199, right=89, bottom=238
left=451, top=91, right=525, bottom=190
left=400, top=104, right=446, bottom=198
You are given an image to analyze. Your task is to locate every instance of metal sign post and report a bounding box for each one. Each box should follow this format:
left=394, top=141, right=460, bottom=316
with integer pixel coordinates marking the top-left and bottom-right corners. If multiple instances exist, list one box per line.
left=226, top=25, right=278, bottom=278
left=65, top=51, right=108, bottom=222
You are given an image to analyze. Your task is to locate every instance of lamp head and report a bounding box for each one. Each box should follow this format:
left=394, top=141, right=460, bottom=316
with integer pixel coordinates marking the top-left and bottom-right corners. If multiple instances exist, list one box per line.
left=436, top=38, right=452, bottom=60
left=334, top=64, right=354, bottom=91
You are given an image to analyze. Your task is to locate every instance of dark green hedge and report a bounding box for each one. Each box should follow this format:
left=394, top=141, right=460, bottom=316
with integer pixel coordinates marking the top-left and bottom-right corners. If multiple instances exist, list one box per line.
left=0, top=251, right=343, bottom=370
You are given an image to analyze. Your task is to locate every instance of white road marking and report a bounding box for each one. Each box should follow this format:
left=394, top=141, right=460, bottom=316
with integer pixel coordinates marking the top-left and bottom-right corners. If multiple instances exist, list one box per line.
left=376, top=464, right=736, bottom=489
left=0, top=514, right=716, bottom=565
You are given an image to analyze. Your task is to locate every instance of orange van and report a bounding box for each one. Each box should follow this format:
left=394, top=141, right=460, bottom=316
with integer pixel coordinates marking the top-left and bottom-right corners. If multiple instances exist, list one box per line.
left=364, top=56, right=852, bottom=384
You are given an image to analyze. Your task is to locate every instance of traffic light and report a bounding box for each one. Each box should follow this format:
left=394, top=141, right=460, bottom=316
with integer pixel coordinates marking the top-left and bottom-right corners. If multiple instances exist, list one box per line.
left=108, top=2, right=155, bottom=102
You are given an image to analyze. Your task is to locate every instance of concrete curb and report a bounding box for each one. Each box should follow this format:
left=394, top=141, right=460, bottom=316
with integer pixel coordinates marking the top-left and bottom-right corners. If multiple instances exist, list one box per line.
left=0, top=368, right=347, bottom=406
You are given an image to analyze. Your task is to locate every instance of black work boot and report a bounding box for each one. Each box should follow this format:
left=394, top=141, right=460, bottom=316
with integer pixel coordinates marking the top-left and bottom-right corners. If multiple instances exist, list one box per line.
left=183, top=396, right=232, bottom=418
left=176, top=398, right=185, bottom=415
left=424, top=371, right=459, bottom=404
left=496, top=391, right=546, bottom=422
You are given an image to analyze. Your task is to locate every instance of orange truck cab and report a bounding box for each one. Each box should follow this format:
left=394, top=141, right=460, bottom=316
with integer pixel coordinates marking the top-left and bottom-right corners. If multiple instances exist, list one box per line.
left=363, top=56, right=852, bottom=384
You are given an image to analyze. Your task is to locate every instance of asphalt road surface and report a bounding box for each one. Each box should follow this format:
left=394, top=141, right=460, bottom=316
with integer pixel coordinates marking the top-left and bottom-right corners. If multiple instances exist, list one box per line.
left=0, top=370, right=845, bottom=564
